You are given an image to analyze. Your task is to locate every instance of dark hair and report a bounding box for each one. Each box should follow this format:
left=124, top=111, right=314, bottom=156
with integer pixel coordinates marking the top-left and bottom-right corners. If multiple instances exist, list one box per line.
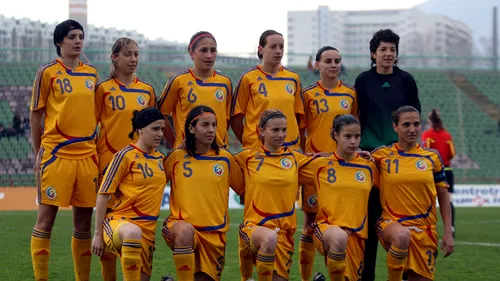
left=53, top=19, right=84, bottom=57
left=429, top=109, right=444, bottom=130
left=110, top=37, right=138, bottom=77
left=392, top=106, right=420, bottom=125
left=185, top=105, right=219, bottom=156
left=331, top=114, right=360, bottom=142
left=369, top=29, right=399, bottom=67
left=188, top=31, right=216, bottom=52
left=257, top=30, right=283, bottom=59
left=258, top=109, right=286, bottom=143
left=128, top=107, right=165, bottom=139
left=315, top=46, right=339, bottom=62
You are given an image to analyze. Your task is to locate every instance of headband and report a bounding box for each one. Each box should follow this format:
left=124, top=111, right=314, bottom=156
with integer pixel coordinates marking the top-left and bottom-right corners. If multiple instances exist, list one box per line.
left=259, top=112, right=286, bottom=128
left=189, top=33, right=216, bottom=51
left=190, top=112, right=216, bottom=124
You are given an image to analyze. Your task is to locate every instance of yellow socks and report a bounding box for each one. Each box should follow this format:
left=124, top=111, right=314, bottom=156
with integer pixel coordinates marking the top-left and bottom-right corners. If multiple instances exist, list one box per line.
left=256, top=251, right=274, bottom=281
left=173, top=246, right=195, bottom=281
left=387, top=245, right=408, bottom=281
left=31, top=228, right=51, bottom=281
left=121, top=239, right=142, bottom=281
left=326, top=250, right=346, bottom=281
left=299, top=232, right=315, bottom=281
left=100, top=250, right=117, bottom=281
left=72, top=230, right=92, bottom=281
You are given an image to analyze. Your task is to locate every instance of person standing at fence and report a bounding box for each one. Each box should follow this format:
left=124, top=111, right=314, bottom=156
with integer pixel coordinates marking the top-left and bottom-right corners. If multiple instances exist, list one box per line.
left=30, top=19, right=99, bottom=281
left=162, top=105, right=244, bottom=281
left=299, top=46, right=358, bottom=281
left=158, top=31, right=232, bottom=149
left=231, top=30, right=305, bottom=150
left=92, top=107, right=166, bottom=281
left=354, top=29, right=421, bottom=281
left=95, top=37, right=157, bottom=281
left=422, top=109, right=456, bottom=237
left=372, top=106, right=454, bottom=281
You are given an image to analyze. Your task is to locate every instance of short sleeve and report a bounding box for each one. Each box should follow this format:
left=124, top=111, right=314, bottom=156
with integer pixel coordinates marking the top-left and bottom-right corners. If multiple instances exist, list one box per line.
left=231, top=74, right=250, bottom=116
left=158, top=75, right=180, bottom=115
left=31, top=66, right=51, bottom=111
left=431, top=151, right=449, bottom=188
left=99, top=150, right=131, bottom=194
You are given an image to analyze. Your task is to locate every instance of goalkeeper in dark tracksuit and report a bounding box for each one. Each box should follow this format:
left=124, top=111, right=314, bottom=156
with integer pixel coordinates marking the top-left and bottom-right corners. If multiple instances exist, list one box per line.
left=355, top=29, right=421, bottom=281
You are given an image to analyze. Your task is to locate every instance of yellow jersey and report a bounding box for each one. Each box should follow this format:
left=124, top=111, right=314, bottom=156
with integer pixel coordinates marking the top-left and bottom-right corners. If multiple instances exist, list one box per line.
left=231, top=65, right=304, bottom=149
left=301, top=81, right=358, bottom=153
left=99, top=144, right=166, bottom=240
left=164, top=148, right=244, bottom=232
left=372, top=143, right=449, bottom=226
left=31, top=59, right=98, bottom=158
left=95, top=77, right=156, bottom=171
left=158, top=69, right=232, bottom=148
left=234, top=146, right=313, bottom=230
left=299, top=153, right=379, bottom=239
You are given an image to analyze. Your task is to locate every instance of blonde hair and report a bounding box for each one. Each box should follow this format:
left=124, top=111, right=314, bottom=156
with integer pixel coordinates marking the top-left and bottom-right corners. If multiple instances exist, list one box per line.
left=109, top=37, right=138, bottom=78
left=258, top=109, right=286, bottom=143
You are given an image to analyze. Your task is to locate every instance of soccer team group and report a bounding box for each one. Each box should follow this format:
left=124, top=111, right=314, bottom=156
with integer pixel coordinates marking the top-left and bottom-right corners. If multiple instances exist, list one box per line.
left=28, top=19, right=456, bottom=281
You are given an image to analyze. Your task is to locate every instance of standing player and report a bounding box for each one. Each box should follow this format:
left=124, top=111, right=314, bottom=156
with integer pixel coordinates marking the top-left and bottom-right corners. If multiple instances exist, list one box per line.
left=372, top=106, right=454, bottom=281
left=298, top=114, right=379, bottom=281
left=162, top=105, right=244, bottom=281
left=158, top=31, right=232, bottom=148
left=354, top=29, right=421, bottom=281
left=30, top=20, right=98, bottom=281
left=231, top=30, right=305, bottom=150
left=235, top=109, right=313, bottom=281
left=92, top=107, right=166, bottom=281
left=422, top=109, right=456, bottom=237
left=95, top=37, right=157, bottom=281
left=299, top=46, right=358, bottom=281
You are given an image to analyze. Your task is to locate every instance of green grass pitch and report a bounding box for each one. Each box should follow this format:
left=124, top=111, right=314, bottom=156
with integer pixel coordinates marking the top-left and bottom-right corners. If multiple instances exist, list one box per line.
left=1, top=208, right=499, bottom=280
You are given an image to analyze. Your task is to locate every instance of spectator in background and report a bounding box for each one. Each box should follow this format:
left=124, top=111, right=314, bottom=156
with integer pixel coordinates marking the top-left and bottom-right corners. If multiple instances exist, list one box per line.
left=0, top=123, right=6, bottom=138
left=307, top=55, right=314, bottom=80
left=12, top=113, right=22, bottom=136
left=498, top=119, right=500, bottom=133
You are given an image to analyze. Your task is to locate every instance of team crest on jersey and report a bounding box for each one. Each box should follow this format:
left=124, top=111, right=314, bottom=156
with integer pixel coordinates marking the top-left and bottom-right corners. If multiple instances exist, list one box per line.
left=355, top=171, right=366, bottom=182
left=46, top=187, right=56, bottom=200
left=158, top=160, right=165, bottom=171
left=85, top=79, right=95, bottom=90
left=280, top=157, right=293, bottom=169
left=213, top=163, right=224, bottom=176
left=214, top=90, right=225, bottom=102
left=137, top=95, right=147, bottom=107
left=416, top=159, right=427, bottom=171
left=340, top=99, right=350, bottom=110
left=308, top=195, right=318, bottom=207
left=285, top=84, right=294, bottom=95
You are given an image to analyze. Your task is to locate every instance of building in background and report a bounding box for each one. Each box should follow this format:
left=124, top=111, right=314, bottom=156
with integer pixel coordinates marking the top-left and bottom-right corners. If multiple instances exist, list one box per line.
left=287, top=6, right=474, bottom=68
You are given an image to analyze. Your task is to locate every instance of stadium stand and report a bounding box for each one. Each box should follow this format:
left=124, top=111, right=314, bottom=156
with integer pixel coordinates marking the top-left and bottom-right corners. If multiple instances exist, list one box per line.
left=0, top=61, right=499, bottom=186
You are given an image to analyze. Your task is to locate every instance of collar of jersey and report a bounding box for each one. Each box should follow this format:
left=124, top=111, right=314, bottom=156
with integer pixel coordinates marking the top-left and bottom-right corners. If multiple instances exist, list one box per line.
left=113, top=76, right=138, bottom=88
left=333, top=151, right=359, bottom=162
left=259, top=145, right=290, bottom=156
left=130, top=143, right=155, bottom=155
left=56, top=58, right=83, bottom=70
left=256, top=65, right=283, bottom=77
left=317, top=80, right=341, bottom=93
left=394, top=142, right=420, bottom=153
left=188, top=68, right=216, bottom=81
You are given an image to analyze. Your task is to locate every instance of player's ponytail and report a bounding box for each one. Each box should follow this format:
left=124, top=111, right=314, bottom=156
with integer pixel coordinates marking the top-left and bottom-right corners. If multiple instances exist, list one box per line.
left=331, top=114, right=359, bottom=142
left=110, top=37, right=138, bottom=78
left=429, top=109, right=444, bottom=130
left=184, top=105, right=219, bottom=156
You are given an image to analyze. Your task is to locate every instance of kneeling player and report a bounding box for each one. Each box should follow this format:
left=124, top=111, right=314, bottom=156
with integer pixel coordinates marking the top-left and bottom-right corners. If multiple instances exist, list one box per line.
left=162, top=105, right=244, bottom=281
left=299, top=115, right=379, bottom=281
left=372, top=106, right=454, bottom=281
left=235, top=109, right=314, bottom=281
left=92, top=107, right=167, bottom=281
